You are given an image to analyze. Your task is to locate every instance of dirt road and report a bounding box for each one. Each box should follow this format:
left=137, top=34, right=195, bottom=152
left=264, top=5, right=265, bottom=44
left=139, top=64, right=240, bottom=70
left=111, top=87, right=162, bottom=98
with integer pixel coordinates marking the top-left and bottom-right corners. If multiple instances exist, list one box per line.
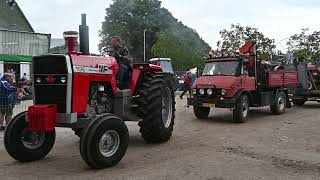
left=1, top=97, right=320, bottom=180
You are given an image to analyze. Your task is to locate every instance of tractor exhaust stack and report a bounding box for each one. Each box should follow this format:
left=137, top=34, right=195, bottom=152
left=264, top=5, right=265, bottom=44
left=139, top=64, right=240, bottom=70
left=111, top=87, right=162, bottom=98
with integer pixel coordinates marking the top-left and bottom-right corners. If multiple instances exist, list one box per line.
left=79, top=14, right=90, bottom=55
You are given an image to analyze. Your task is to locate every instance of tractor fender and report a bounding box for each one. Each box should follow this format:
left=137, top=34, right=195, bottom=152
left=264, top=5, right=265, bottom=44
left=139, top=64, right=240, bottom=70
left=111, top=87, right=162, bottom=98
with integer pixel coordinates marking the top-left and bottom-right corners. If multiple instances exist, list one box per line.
left=130, top=64, right=162, bottom=95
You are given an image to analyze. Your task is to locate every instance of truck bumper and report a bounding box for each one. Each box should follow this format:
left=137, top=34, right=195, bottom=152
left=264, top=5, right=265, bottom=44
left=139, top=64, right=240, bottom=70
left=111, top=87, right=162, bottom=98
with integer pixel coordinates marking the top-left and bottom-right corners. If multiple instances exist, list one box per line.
left=187, top=97, right=236, bottom=108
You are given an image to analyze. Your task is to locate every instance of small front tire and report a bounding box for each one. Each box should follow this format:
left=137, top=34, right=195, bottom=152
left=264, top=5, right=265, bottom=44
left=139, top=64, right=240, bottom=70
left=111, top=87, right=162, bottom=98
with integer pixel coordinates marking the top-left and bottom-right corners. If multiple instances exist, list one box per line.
left=80, top=114, right=129, bottom=169
left=4, top=112, right=56, bottom=162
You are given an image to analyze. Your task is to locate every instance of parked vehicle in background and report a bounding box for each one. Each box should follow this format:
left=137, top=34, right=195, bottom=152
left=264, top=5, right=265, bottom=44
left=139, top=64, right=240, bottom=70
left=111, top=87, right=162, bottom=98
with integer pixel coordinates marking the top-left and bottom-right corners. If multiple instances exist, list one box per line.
left=290, top=63, right=320, bottom=105
left=149, top=58, right=178, bottom=91
left=187, top=42, right=299, bottom=123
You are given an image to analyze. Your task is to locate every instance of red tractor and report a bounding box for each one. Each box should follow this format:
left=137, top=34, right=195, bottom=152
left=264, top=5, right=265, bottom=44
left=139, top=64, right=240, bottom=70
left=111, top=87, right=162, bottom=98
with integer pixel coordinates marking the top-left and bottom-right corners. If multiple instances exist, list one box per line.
left=188, top=42, right=299, bottom=123
left=4, top=15, right=175, bottom=169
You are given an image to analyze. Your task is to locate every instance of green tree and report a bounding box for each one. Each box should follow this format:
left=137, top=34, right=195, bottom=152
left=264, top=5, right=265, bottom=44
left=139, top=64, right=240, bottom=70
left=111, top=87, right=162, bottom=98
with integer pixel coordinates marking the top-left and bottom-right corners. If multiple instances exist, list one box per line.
left=151, top=26, right=210, bottom=70
left=217, top=24, right=275, bottom=60
left=99, top=0, right=177, bottom=62
left=287, top=28, right=320, bottom=64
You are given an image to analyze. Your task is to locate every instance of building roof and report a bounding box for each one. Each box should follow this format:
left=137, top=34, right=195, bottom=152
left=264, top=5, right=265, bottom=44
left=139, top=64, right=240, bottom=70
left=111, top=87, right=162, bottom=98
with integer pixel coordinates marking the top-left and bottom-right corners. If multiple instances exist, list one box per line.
left=0, top=0, right=34, bottom=32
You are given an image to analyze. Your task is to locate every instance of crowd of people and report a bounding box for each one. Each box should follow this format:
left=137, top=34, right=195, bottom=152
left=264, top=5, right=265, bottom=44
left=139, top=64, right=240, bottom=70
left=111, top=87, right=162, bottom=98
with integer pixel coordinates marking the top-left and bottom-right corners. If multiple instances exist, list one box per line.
left=0, top=70, right=32, bottom=130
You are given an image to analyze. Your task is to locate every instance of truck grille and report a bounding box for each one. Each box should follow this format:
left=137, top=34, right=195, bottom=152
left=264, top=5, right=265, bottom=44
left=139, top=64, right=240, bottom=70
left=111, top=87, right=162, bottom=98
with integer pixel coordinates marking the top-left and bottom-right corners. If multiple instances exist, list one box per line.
left=33, top=55, right=69, bottom=113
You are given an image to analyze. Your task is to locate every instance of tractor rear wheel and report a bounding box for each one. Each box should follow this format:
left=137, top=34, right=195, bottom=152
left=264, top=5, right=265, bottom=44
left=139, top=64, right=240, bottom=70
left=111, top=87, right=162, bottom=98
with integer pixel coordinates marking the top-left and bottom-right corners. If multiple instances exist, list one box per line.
left=292, top=99, right=306, bottom=106
left=233, top=94, right=250, bottom=123
left=4, top=112, right=56, bottom=162
left=137, top=72, right=176, bottom=143
left=80, top=114, right=129, bottom=169
left=271, top=91, right=287, bottom=115
left=193, top=106, right=210, bottom=119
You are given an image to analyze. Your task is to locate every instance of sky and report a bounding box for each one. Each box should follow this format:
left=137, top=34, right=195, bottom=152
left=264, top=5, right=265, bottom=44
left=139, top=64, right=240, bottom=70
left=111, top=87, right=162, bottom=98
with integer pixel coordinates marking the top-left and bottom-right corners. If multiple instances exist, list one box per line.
left=17, top=0, right=320, bottom=54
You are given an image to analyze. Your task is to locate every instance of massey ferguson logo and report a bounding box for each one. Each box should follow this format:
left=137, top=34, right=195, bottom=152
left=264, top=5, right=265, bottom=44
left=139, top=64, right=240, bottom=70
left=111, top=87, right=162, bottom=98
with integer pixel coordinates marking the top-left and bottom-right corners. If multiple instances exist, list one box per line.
left=45, top=75, right=56, bottom=83
left=98, top=64, right=107, bottom=73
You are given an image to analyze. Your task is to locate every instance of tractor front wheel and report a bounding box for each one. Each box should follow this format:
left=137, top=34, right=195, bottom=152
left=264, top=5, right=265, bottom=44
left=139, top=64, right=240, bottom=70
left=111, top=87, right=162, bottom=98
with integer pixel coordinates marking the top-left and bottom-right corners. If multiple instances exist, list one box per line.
left=80, top=114, right=129, bottom=169
left=137, top=72, right=176, bottom=143
left=4, top=112, right=56, bottom=162
left=193, top=106, right=210, bottom=119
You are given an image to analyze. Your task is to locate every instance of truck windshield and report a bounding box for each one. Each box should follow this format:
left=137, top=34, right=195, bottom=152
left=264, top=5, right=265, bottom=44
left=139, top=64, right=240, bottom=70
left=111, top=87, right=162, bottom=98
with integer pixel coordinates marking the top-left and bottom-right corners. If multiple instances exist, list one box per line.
left=203, top=61, right=240, bottom=76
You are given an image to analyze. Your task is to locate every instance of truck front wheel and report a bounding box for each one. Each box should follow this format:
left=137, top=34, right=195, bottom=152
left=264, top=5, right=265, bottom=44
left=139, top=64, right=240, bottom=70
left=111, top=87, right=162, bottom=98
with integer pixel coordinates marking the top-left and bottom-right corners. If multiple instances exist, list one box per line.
left=4, top=112, right=56, bottom=162
left=233, top=95, right=249, bottom=123
left=193, top=106, right=210, bottom=119
left=270, top=91, right=287, bottom=115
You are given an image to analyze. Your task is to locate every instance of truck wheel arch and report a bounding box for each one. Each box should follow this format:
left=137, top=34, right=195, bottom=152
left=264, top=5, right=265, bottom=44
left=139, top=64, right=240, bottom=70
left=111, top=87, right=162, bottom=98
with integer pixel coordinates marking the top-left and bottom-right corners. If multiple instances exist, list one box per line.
left=234, top=89, right=253, bottom=106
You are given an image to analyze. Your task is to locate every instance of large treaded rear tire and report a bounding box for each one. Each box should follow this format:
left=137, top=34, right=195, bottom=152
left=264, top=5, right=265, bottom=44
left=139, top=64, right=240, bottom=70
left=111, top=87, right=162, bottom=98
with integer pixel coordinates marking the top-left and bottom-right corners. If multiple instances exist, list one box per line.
left=80, top=114, right=129, bottom=169
left=4, top=112, right=56, bottom=162
left=193, top=106, right=210, bottom=119
left=137, top=72, right=176, bottom=143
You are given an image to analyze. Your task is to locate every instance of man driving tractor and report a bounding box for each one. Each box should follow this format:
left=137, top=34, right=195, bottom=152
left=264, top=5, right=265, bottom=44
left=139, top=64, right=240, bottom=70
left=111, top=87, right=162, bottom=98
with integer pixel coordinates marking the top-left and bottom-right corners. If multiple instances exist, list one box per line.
left=108, top=36, right=131, bottom=82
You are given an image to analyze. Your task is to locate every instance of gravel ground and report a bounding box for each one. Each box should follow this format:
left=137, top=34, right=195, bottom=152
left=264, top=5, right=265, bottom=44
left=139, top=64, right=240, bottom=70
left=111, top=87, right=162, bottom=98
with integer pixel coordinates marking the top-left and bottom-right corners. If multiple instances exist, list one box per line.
left=1, top=96, right=320, bottom=180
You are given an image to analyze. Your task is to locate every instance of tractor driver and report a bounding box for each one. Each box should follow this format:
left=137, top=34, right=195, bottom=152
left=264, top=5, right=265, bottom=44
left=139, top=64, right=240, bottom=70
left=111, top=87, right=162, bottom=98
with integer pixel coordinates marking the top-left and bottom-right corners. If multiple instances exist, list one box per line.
left=109, top=36, right=131, bottom=82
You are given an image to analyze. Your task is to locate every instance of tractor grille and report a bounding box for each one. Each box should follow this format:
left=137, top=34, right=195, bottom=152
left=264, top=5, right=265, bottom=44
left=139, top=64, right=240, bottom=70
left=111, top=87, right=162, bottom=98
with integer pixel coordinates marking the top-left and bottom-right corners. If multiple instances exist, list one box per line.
left=33, top=55, right=69, bottom=113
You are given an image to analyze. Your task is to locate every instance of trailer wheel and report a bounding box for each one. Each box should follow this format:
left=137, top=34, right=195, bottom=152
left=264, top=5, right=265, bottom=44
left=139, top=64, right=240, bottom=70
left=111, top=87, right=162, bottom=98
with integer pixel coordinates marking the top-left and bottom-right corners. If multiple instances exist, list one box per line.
left=193, top=106, right=210, bottom=119
left=233, top=94, right=249, bottom=123
left=4, top=112, right=56, bottom=162
left=271, top=91, right=286, bottom=115
left=292, top=99, right=306, bottom=106
left=80, top=114, right=129, bottom=169
left=137, top=72, right=176, bottom=143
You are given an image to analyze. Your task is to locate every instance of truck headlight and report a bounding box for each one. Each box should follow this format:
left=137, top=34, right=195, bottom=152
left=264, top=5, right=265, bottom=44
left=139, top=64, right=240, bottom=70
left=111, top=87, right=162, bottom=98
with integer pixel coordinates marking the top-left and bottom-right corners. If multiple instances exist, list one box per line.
left=36, top=77, right=42, bottom=83
left=193, top=89, right=197, bottom=95
left=221, top=89, right=227, bottom=96
left=207, top=89, right=213, bottom=95
left=60, top=76, right=67, bottom=83
left=199, top=88, right=205, bottom=95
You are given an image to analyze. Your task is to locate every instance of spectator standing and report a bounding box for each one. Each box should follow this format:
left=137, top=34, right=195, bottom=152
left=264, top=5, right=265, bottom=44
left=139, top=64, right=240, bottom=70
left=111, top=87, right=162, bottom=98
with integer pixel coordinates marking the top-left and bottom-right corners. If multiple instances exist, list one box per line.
left=0, top=73, right=17, bottom=130
left=180, top=71, right=192, bottom=99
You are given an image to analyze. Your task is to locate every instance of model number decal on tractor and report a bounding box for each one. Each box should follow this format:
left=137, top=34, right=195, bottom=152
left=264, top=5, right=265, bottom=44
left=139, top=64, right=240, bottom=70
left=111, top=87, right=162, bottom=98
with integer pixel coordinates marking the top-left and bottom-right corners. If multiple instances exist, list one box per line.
left=73, top=65, right=113, bottom=75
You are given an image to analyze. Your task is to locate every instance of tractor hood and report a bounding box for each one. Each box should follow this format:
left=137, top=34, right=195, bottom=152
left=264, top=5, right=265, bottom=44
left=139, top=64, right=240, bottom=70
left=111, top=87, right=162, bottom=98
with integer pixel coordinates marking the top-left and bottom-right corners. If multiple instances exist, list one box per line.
left=193, top=76, right=241, bottom=89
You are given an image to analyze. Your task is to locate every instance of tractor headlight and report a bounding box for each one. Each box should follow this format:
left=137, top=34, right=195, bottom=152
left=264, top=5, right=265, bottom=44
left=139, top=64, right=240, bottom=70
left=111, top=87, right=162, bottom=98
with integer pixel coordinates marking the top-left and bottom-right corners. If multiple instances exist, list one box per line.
left=313, top=72, right=318, bottom=76
left=60, top=76, right=67, bottom=83
left=36, top=77, right=42, bottom=83
left=199, top=88, right=205, bottom=95
left=207, top=89, right=213, bottom=95
left=221, top=89, right=227, bottom=96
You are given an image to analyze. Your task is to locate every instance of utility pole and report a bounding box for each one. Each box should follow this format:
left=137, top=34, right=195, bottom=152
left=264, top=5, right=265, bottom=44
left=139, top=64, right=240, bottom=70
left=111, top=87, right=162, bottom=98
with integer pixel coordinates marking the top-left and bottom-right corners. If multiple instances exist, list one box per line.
left=144, top=29, right=147, bottom=62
